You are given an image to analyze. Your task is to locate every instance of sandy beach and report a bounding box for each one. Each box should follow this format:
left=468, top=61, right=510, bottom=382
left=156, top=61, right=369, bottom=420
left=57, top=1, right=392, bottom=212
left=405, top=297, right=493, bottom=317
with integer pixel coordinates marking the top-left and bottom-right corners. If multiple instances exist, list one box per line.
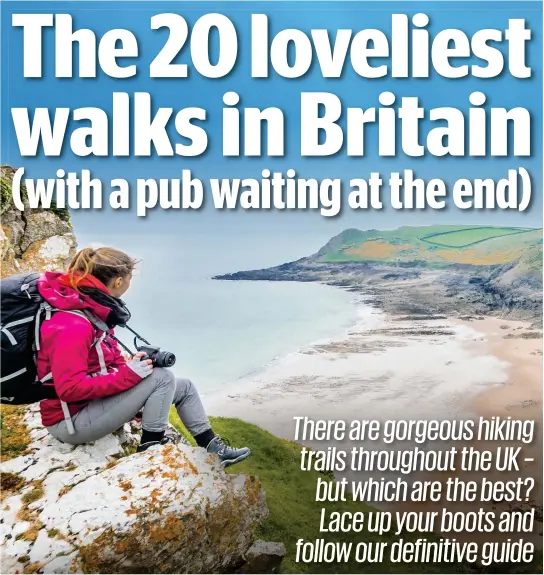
left=451, top=317, right=543, bottom=543
left=461, top=316, right=542, bottom=446
left=205, top=303, right=543, bottom=541
left=206, top=304, right=541, bottom=441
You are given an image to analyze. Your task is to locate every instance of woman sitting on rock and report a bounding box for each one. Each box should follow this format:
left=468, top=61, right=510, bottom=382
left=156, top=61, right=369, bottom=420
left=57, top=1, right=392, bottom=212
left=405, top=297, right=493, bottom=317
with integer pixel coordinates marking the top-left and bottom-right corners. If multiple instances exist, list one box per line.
left=37, top=247, right=250, bottom=467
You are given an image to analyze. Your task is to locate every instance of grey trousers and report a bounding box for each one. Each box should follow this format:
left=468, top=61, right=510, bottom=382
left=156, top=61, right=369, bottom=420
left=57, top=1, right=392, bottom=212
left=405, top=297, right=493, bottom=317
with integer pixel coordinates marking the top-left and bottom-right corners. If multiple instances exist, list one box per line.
left=47, top=368, right=211, bottom=445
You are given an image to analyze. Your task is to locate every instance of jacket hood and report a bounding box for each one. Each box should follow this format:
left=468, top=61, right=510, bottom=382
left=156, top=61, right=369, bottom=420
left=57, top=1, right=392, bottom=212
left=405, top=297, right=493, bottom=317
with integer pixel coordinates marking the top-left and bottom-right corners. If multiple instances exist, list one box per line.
left=38, top=272, right=111, bottom=323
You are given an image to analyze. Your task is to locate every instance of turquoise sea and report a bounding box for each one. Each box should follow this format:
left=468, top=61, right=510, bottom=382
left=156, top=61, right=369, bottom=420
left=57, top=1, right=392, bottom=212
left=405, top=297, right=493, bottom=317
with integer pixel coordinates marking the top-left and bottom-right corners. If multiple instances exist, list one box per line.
left=75, top=227, right=357, bottom=393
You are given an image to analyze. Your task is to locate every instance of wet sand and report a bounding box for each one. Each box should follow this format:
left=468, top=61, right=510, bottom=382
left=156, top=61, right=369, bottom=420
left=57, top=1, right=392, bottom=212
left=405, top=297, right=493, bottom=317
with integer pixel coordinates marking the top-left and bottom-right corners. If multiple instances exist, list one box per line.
left=399, top=316, right=543, bottom=546
left=206, top=307, right=522, bottom=440
left=205, top=307, right=542, bottom=544
left=454, top=317, right=543, bottom=544
left=460, top=317, right=542, bottom=444
left=457, top=316, right=542, bottom=507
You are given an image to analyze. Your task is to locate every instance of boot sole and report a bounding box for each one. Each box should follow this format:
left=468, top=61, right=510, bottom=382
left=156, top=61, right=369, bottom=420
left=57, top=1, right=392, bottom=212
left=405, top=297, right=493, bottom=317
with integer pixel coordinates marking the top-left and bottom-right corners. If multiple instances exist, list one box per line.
left=221, top=449, right=251, bottom=468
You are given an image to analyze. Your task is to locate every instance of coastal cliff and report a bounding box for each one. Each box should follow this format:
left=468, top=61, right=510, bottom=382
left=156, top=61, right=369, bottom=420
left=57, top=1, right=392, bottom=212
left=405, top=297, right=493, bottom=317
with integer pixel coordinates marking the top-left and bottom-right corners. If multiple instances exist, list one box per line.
left=0, top=167, right=284, bottom=574
left=1, top=165, right=77, bottom=277
left=2, top=166, right=542, bottom=573
left=214, top=225, right=543, bottom=323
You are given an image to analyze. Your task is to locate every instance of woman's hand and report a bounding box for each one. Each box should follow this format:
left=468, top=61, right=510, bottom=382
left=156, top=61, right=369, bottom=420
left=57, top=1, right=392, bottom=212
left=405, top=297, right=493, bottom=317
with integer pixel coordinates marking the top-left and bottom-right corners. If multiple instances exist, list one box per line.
left=125, top=352, right=154, bottom=379
left=130, top=352, right=153, bottom=365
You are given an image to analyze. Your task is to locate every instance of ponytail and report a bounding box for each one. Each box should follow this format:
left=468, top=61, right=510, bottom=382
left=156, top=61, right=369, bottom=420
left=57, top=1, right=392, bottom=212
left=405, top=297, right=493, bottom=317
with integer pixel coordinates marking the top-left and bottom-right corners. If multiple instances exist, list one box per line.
left=68, top=247, right=138, bottom=290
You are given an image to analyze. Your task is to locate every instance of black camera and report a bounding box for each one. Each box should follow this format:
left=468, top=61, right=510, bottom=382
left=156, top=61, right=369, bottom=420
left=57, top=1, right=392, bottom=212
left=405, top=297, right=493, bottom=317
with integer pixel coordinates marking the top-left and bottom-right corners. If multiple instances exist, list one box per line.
left=137, top=344, right=176, bottom=368
left=106, top=323, right=177, bottom=370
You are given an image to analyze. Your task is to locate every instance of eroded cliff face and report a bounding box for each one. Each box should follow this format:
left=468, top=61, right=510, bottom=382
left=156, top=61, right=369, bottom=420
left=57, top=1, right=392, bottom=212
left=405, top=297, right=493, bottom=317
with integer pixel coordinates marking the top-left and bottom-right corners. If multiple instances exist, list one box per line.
left=0, top=165, right=284, bottom=573
left=1, top=165, right=76, bottom=278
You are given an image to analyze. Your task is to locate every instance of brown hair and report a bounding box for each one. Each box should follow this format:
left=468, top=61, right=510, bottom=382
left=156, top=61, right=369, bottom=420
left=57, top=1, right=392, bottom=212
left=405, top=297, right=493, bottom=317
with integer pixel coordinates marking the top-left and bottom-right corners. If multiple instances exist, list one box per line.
left=67, top=247, right=138, bottom=289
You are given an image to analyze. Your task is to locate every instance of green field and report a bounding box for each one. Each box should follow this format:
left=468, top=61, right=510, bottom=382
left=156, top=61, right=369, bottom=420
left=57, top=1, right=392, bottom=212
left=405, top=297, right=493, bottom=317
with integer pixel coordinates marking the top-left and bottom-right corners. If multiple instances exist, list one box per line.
left=420, top=227, right=534, bottom=248
left=317, top=225, right=542, bottom=268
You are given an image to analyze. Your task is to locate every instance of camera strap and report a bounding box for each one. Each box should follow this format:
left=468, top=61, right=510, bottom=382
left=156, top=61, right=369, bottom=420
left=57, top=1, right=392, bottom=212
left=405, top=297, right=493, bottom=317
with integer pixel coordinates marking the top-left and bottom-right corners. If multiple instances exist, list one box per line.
left=81, top=309, right=135, bottom=357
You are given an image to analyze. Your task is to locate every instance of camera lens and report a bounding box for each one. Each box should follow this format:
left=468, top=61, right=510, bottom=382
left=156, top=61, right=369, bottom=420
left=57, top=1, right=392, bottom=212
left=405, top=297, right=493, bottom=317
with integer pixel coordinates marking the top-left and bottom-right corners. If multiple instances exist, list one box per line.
left=155, top=351, right=176, bottom=368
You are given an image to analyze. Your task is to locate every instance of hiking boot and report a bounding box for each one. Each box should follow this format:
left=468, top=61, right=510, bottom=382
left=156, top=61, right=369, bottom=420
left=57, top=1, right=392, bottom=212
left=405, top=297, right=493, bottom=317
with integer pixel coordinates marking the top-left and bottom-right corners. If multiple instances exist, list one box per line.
left=137, top=431, right=181, bottom=453
left=206, top=436, right=250, bottom=467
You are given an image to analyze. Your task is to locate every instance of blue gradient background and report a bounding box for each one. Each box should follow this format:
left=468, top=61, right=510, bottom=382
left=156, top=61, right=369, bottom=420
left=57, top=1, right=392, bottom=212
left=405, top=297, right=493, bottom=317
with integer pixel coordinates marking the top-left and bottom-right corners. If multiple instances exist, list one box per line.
left=1, top=1, right=542, bottom=244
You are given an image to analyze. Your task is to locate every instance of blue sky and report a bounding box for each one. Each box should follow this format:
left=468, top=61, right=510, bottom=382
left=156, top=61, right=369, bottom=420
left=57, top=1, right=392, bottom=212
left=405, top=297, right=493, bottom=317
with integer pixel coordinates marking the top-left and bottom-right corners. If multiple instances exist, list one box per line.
left=1, top=1, right=542, bottom=242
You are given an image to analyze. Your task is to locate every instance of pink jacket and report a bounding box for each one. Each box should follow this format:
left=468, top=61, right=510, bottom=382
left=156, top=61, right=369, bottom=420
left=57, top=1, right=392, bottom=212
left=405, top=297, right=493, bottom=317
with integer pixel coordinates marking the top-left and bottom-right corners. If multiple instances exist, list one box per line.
left=37, top=272, right=142, bottom=427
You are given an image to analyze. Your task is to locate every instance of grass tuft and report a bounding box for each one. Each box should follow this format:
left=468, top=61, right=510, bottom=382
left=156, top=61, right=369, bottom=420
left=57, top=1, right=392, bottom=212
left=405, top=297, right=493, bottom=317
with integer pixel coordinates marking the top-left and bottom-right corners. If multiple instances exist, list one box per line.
left=0, top=405, right=32, bottom=462
left=21, top=481, right=44, bottom=505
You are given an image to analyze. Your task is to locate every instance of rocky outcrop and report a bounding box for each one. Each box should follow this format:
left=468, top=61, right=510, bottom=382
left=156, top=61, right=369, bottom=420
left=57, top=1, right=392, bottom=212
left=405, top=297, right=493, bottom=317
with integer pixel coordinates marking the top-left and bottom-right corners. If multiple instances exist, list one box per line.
left=1, top=165, right=76, bottom=278
left=1, top=165, right=284, bottom=573
left=214, top=228, right=543, bottom=322
left=1, top=406, right=274, bottom=574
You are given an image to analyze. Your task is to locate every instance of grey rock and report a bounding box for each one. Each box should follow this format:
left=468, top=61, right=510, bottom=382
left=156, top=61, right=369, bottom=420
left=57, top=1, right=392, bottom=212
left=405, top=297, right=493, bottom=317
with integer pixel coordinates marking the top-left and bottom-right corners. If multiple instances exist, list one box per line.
left=1, top=406, right=269, bottom=574
left=1, top=165, right=77, bottom=277
left=19, top=211, right=72, bottom=253
left=239, top=540, right=286, bottom=573
left=214, top=254, right=542, bottom=323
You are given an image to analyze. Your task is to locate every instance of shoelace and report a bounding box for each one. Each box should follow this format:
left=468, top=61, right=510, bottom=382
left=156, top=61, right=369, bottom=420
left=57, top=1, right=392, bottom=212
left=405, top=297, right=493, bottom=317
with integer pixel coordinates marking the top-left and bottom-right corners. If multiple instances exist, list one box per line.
left=215, top=436, right=232, bottom=453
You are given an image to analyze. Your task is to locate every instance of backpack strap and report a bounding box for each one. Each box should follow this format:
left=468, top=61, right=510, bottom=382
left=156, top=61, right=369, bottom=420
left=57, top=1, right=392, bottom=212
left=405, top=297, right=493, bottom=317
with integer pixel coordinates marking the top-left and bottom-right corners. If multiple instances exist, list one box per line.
left=93, top=332, right=108, bottom=375
left=42, top=308, right=106, bottom=436
left=35, top=370, right=76, bottom=435
left=1, top=315, right=35, bottom=345
left=34, top=302, right=52, bottom=351
left=40, top=307, right=133, bottom=436
left=80, top=309, right=131, bottom=376
left=60, top=401, right=76, bottom=435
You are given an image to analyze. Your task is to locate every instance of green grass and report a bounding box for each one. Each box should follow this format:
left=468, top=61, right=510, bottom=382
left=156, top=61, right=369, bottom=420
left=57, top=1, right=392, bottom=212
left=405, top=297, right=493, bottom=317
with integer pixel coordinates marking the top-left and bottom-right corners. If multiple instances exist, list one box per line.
left=420, top=227, right=534, bottom=248
left=170, top=412, right=428, bottom=573
left=169, top=412, right=542, bottom=574
left=315, top=225, right=542, bottom=269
